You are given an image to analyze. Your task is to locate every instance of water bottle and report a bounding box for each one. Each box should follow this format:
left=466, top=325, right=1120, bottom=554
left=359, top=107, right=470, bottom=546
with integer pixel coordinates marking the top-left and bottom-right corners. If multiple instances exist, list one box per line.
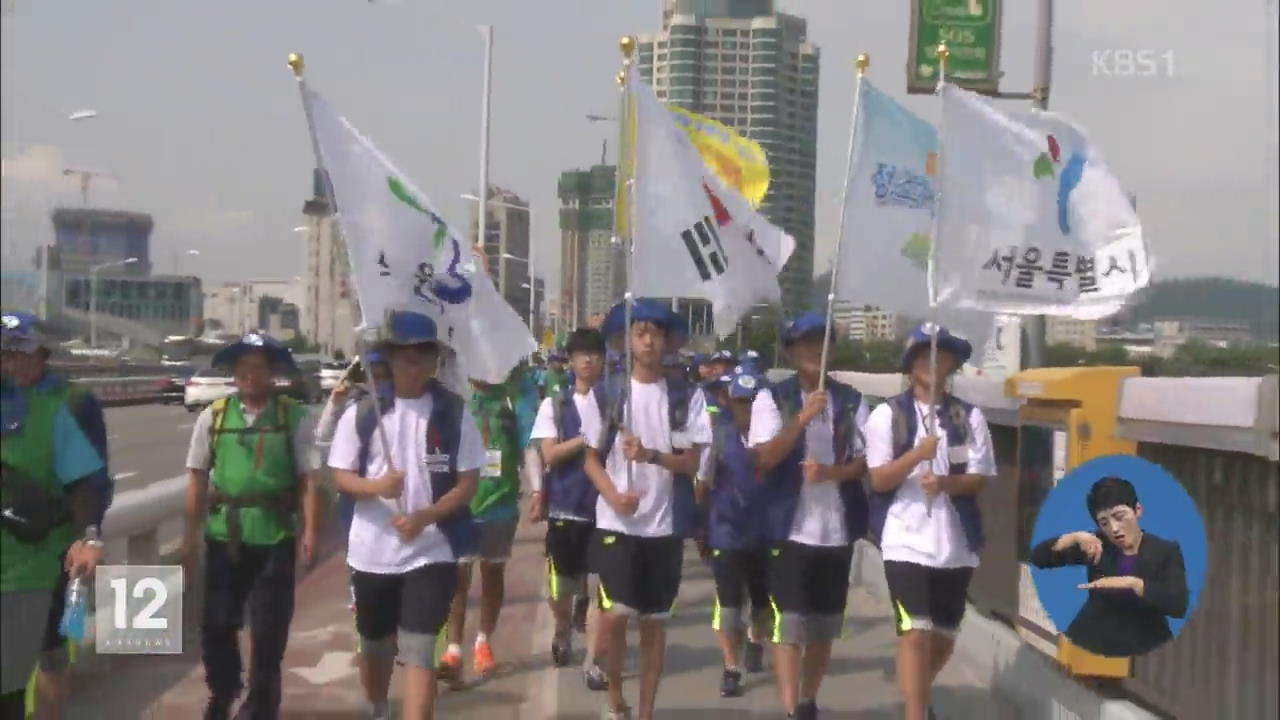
left=59, top=526, right=99, bottom=642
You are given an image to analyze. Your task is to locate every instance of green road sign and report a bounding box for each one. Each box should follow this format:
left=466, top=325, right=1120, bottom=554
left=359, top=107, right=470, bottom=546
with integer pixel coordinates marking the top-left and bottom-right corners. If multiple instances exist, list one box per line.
left=908, top=0, right=1002, bottom=94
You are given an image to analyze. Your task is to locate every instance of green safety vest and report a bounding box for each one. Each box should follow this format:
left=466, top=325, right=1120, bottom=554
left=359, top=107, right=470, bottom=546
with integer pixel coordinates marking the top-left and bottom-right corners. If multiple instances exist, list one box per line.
left=1, top=384, right=80, bottom=593
left=469, top=389, right=520, bottom=521
left=205, top=395, right=306, bottom=547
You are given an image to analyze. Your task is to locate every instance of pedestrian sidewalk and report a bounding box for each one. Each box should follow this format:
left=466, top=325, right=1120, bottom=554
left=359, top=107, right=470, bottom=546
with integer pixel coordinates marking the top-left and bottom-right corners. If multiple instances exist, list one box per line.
left=65, top=521, right=1002, bottom=718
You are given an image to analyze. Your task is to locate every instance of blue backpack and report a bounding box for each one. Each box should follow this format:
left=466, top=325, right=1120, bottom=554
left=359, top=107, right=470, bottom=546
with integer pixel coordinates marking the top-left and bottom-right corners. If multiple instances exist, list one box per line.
left=595, top=369, right=699, bottom=537
left=64, top=382, right=113, bottom=526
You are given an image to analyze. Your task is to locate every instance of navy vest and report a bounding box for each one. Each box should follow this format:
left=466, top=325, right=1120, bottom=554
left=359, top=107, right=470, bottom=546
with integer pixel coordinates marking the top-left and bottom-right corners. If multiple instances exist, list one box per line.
left=704, top=419, right=768, bottom=550
left=866, top=390, right=985, bottom=553
left=597, top=371, right=698, bottom=537
left=356, top=381, right=479, bottom=558
left=761, top=375, right=869, bottom=544
left=545, top=385, right=604, bottom=520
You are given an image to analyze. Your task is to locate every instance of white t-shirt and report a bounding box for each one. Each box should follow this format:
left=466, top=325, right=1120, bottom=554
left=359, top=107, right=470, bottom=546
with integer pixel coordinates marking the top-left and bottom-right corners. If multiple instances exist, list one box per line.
left=748, top=390, right=871, bottom=547
left=327, top=393, right=487, bottom=574
left=590, top=378, right=712, bottom=538
left=864, top=399, right=996, bottom=569
left=530, top=389, right=605, bottom=522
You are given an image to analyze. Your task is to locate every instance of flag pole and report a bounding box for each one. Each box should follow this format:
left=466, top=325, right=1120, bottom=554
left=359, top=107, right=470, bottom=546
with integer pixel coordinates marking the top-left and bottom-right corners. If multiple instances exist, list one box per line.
left=924, top=44, right=950, bottom=517
left=817, top=53, right=870, bottom=392
left=286, top=53, right=399, bottom=502
left=619, top=37, right=637, bottom=491
left=477, top=25, right=494, bottom=288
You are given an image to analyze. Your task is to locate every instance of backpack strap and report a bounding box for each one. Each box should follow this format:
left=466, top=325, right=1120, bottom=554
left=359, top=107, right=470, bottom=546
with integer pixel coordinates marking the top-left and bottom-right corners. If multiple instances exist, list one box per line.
left=889, top=391, right=916, bottom=462
left=356, top=394, right=390, bottom=478
left=667, top=376, right=691, bottom=433
left=207, top=397, right=232, bottom=469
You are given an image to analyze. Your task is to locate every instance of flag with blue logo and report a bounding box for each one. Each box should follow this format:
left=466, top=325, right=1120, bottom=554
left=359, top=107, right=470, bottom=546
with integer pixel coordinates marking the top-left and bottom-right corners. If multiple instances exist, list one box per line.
left=834, top=79, right=991, bottom=359
left=303, top=85, right=536, bottom=384
left=934, top=83, right=1151, bottom=320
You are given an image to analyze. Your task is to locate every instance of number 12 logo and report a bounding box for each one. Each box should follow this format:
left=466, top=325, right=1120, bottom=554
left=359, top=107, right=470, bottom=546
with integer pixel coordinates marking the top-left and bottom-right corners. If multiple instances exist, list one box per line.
left=110, top=576, right=169, bottom=630
left=95, top=565, right=184, bottom=654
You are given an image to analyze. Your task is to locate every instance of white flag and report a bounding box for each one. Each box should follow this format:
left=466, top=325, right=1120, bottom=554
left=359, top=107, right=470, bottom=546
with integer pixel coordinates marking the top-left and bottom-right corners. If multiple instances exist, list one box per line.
left=935, top=83, right=1151, bottom=320
left=304, top=86, right=535, bottom=384
left=835, top=80, right=991, bottom=358
left=626, top=65, right=793, bottom=336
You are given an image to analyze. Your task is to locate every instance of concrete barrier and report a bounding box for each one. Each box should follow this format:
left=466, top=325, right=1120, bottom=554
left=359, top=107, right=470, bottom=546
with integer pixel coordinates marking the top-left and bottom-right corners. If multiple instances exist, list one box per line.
left=74, top=376, right=167, bottom=407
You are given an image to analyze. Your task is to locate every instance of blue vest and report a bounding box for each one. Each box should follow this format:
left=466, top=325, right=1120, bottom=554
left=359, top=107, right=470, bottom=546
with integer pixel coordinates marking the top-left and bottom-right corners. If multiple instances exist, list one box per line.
left=762, top=376, right=868, bottom=544
left=866, top=390, right=985, bottom=553
left=597, top=371, right=698, bottom=537
left=545, top=385, right=605, bottom=520
left=704, top=419, right=768, bottom=550
left=355, top=381, right=479, bottom=558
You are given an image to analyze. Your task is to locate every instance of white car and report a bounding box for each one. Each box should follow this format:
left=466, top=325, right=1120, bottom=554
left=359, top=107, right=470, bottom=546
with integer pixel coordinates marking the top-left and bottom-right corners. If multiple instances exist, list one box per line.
left=183, top=368, right=236, bottom=412
left=317, top=361, right=348, bottom=391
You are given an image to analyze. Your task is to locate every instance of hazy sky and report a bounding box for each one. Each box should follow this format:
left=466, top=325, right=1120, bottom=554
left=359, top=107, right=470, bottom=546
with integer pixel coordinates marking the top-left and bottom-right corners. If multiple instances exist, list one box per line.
left=3, top=0, right=1277, bottom=297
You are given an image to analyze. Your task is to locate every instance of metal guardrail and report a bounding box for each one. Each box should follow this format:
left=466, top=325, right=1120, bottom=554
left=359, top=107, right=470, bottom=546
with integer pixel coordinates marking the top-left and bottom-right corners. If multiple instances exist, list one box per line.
left=75, top=375, right=167, bottom=406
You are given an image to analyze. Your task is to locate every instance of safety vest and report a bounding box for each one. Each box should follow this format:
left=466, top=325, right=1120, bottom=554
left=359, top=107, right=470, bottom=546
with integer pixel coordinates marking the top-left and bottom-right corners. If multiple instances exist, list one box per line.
left=702, top=419, right=768, bottom=551
left=545, top=384, right=606, bottom=520
left=0, top=381, right=82, bottom=592
left=761, top=375, right=869, bottom=545
left=205, top=395, right=306, bottom=549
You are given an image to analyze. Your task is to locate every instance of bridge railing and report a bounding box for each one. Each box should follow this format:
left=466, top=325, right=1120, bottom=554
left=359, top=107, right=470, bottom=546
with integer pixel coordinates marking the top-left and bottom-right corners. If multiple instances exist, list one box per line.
left=75, top=376, right=168, bottom=406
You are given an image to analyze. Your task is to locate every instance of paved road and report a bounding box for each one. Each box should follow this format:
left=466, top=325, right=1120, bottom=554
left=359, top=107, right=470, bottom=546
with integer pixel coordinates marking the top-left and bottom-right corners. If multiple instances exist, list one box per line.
left=65, top=517, right=1001, bottom=719
left=103, top=402, right=325, bottom=494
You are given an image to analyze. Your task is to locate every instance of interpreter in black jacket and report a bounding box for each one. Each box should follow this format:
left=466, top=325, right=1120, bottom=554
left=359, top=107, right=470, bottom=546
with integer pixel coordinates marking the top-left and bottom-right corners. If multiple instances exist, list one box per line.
left=1030, top=476, right=1189, bottom=658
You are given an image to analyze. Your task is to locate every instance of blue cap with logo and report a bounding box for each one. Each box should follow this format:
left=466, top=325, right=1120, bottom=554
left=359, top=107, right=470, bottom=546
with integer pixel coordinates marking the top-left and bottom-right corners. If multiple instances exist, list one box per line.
left=0, top=312, right=55, bottom=355
left=899, top=323, right=973, bottom=373
left=725, top=370, right=765, bottom=400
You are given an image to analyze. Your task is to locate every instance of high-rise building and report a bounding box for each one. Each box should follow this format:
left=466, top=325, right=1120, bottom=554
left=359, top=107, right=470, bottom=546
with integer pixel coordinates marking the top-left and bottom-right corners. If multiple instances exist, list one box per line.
left=832, top=300, right=897, bottom=342
left=468, top=187, right=535, bottom=330
left=50, top=208, right=153, bottom=277
left=301, top=173, right=357, bottom=358
left=558, top=165, right=625, bottom=328
left=636, top=0, right=819, bottom=313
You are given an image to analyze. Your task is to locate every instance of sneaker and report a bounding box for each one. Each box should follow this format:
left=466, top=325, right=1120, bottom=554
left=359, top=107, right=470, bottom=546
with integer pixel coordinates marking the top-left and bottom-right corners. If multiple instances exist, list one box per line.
left=602, top=703, right=632, bottom=720
left=368, top=701, right=392, bottom=720
left=437, top=647, right=464, bottom=685
left=744, top=641, right=765, bottom=673
left=572, top=594, right=590, bottom=633
left=796, top=699, right=818, bottom=720
left=551, top=631, right=573, bottom=667
left=584, top=662, right=609, bottom=691
left=473, top=639, right=497, bottom=677
left=719, top=668, right=744, bottom=698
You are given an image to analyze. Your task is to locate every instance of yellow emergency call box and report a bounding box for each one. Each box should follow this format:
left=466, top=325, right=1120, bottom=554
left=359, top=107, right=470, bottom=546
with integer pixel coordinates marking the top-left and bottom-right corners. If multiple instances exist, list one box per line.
left=1006, top=366, right=1140, bottom=679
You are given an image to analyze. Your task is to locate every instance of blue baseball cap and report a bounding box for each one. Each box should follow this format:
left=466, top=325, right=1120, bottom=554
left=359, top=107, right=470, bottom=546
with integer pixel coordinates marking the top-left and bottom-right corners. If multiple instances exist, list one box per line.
left=363, top=349, right=386, bottom=366
left=726, top=370, right=765, bottom=400
left=899, top=323, right=973, bottom=373
left=211, top=331, right=296, bottom=371
left=601, top=299, right=689, bottom=351
left=1, top=312, right=55, bottom=354
left=783, top=311, right=830, bottom=346
left=708, top=349, right=736, bottom=364
left=691, top=352, right=709, bottom=367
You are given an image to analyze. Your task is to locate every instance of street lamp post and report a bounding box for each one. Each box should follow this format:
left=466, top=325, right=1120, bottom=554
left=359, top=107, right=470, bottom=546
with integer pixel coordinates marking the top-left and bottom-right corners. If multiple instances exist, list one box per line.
left=89, top=257, right=138, bottom=347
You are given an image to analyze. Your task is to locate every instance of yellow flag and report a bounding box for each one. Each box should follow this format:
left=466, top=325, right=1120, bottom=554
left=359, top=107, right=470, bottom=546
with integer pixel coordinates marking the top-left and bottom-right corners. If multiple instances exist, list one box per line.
left=668, top=106, right=770, bottom=208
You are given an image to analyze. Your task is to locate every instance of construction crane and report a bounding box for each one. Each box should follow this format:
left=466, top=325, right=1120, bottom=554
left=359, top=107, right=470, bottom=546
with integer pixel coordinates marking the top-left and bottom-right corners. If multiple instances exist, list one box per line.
left=62, top=167, right=115, bottom=206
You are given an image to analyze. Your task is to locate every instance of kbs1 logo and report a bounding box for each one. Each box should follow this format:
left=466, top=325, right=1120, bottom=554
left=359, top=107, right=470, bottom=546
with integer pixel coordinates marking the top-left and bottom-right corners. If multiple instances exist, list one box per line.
left=1091, top=49, right=1175, bottom=78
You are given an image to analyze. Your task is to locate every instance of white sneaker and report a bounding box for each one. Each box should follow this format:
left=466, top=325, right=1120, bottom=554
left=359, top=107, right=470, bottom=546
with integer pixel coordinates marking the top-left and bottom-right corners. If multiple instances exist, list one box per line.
left=369, top=701, right=392, bottom=720
left=602, top=703, right=632, bottom=720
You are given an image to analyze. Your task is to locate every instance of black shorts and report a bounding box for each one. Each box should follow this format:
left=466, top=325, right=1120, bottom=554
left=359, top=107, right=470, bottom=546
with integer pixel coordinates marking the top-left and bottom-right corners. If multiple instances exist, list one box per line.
left=40, top=556, right=72, bottom=672
left=545, top=518, right=594, bottom=599
left=711, top=547, right=771, bottom=631
left=351, top=562, right=457, bottom=649
left=589, top=530, right=683, bottom=618
left=883, top=560, right=973, bottom=636
left=767, top=541, right=854, bottom=643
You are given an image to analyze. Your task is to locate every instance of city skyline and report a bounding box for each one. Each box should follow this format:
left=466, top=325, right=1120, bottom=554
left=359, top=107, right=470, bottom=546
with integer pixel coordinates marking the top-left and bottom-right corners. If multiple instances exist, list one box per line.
left=2, top=0, right=1275, bottom=310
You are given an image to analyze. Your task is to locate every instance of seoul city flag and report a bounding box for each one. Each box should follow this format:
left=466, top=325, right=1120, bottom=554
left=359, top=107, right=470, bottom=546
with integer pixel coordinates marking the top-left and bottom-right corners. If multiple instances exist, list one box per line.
left=934, top=83, right=1151, bottom=319
left=836, top=80, right=990, bottom=359
left=303, top=85, right=535, bottom=384
left=626, top=64, right=793, bottom=336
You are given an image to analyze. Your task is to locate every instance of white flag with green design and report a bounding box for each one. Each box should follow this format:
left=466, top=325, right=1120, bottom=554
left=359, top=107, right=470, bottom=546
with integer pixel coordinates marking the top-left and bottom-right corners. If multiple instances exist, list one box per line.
left=304, top=85, right=535, bottom=384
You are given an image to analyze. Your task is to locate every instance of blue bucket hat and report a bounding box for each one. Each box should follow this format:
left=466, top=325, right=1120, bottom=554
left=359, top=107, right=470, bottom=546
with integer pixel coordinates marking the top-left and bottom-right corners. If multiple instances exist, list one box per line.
left=378, top=310, right=440, bottom=348
left=601, top=299, right=689, bottom=351
left=1, top=312, right=56, bottom=354
left=782, top=311, right=830, bottom=347
left=211, top=331, right=296, bottom=371
left=899, top=323, right=973, bottom=373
